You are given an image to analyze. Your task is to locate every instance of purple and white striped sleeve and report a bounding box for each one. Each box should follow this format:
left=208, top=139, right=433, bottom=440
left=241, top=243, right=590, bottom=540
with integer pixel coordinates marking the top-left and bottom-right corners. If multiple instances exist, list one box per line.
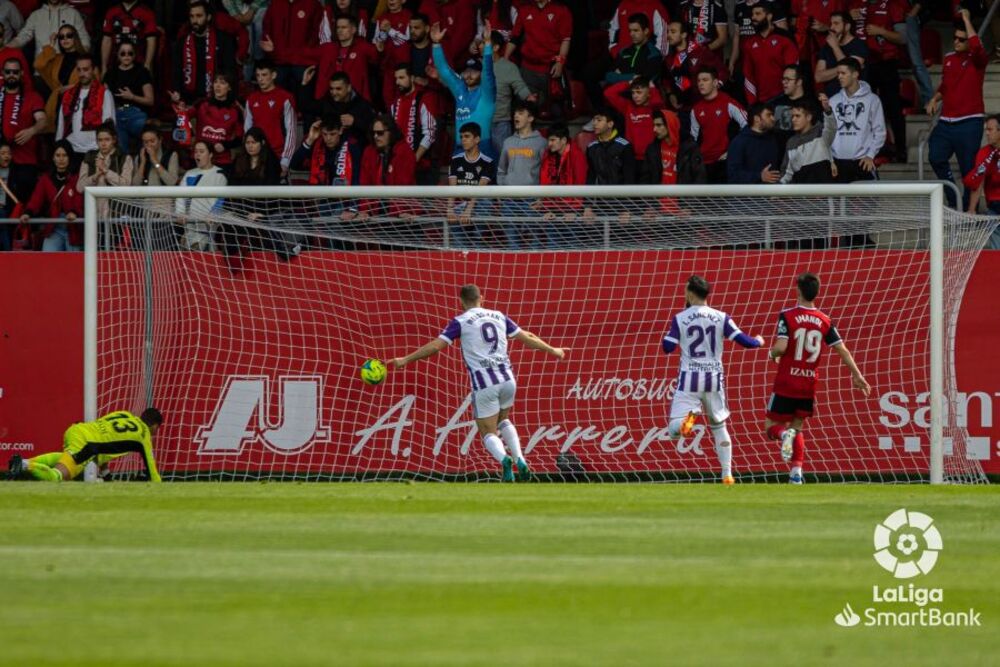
left=439, top=318, right=461, bottom=344
left=662, top=316, right=680, bottom=354
left=505, top=316, right=521, bottom=337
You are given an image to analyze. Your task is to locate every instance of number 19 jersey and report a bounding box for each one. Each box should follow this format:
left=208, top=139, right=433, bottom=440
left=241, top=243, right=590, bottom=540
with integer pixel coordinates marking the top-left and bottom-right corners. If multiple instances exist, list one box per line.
left=773, top=305, right=842, bottom=399
left=439, top=307, right=522, bottom=391
left=664, top=305, right=745, bottom=392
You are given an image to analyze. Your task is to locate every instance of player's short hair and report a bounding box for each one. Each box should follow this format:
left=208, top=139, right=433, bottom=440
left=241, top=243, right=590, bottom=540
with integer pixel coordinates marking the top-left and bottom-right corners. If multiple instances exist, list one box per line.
left=95, top=120, right=117, bottom=139
left=592, top=107, right=617, bottom=124
left=783, top=63, right=806, bottom=81
left=254, top=59, right=277, bottom=73
left=748, top=102, right=772, bottom=123
left=986, top=114, right=1000, bottom=126
left=695, top=65, right=718, bottom=80
left=459, top=122, right=481, bottom=137
left=830, top=10, right=854, bottom=32
left=141, top=407, right=164, bottom=427
left=548, top=122, right=570, bottom=140
left=188, top=0, right=211, bottom=14
left=836, top=57, right=861, bottom=74
left=394, top=61, right=414, bottom=75
left=513, top=99, right=538, bottom=119
left=629, top=75, right=651, bottom=90
left=460, top=284, right=481, bottom=305
left=668, top=19, right=688, bottom=35
left=686, top=275, right=711, bottom=299
left=411, top=12, right=430, bottom=25
left=797, top=272, right=820, bottom=301
left=790, top=98, right=817, bottom=120
left=321, top=115, right=343, bottom=131
left=628, top=13, right=650, bottom=31
left=335, top=13, right=359, bottom=28
left=330, top=71, right=352, bottom=87
left=75, top=52, right=96, bottom=67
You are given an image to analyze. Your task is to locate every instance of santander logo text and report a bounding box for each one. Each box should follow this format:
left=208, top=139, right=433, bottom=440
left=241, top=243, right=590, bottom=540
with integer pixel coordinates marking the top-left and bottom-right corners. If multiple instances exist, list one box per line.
left=878, top=390, right=998, bottom=461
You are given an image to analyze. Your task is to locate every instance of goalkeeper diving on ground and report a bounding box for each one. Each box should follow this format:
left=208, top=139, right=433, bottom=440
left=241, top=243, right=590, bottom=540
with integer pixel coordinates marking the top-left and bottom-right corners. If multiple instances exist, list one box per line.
left=8, top=409, right=164, bottom=482
left=390, top=284, right=567, bottom=482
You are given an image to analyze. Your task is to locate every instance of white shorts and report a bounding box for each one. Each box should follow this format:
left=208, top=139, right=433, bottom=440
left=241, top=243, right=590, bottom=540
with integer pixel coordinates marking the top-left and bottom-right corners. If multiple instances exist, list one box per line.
left=670, top=390, right=730, bottom=425
left=472, top=380, right=516, bottom=419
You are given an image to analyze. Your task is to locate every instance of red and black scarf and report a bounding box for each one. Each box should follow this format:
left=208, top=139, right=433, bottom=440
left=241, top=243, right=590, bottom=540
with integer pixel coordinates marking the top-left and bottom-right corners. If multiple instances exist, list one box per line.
left=0, top=87, right=23, bottom=143
left=181, top=27, right=216, bottom=97
left=309, top=141, right=355, bottom=185
left=62, top=81, right=108, bottom=131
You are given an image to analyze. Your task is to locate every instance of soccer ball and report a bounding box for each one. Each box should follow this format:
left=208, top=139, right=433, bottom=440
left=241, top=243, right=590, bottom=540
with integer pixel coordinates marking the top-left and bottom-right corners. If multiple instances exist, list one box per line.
left=360, top=359, right=387, bottom=386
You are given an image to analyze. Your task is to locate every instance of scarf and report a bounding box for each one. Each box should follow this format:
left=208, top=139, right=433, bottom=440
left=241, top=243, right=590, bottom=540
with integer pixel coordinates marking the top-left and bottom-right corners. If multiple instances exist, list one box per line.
left=308, top=140, right=355, bottom=185
left=62, top=81, right=107, bottom=131
left=182, top=27, right=216, bottom=96
left=671, top=41, right=696, bottom=91
left=393, top=89, right=423, bottom=152
left=693, top=0, right=711, bottom=45
left=659, top=140, right=679, bottom=185
left=0, top=86, right=23, bottom=143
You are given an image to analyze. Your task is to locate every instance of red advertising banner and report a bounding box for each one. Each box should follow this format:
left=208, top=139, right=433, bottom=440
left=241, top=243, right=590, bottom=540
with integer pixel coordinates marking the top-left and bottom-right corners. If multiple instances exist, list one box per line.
left=2, top=250, right=998, bottom=478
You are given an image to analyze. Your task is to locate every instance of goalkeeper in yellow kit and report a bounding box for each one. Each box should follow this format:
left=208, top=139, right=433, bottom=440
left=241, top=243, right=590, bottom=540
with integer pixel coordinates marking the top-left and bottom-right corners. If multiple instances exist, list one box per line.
left=8, top=408, right=164, bottom=482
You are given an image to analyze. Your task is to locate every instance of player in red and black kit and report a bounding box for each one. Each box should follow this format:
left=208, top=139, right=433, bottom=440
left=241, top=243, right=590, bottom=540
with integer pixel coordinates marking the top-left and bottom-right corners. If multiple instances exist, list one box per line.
left=764, top=272, right=870, bottom=483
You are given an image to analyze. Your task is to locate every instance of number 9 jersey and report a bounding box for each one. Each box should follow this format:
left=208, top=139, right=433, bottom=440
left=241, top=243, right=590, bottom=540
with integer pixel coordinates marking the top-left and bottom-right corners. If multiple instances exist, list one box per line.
left=773, top=306, right=842, bottom=399
left=439, top=307, right=522, bottom=391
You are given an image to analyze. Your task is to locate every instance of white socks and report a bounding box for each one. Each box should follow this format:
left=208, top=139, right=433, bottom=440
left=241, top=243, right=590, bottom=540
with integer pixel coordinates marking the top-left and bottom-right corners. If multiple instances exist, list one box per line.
left=710, top=424, right=732, bottom=478
left=483, top=433, right=507, bottom=464
left=498, top=420, right=523, bottom=461
left=791, top=465, right=803, bottom=477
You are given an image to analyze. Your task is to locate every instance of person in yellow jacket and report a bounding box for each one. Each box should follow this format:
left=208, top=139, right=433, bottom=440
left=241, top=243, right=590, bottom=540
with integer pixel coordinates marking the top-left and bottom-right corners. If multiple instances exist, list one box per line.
left=8, top=408, right=163, bottom=482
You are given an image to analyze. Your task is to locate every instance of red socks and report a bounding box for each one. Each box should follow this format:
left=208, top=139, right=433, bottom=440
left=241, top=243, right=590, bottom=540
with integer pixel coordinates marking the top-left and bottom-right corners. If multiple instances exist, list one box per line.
left=791, top=432, right=805, bottom=467
left=766, top=424, right=785, bottom=440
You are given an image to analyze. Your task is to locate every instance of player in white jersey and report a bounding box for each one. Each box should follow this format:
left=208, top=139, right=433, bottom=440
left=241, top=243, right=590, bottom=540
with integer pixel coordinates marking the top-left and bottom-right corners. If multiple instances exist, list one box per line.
left=661, top=276, right=765, bottom=484
left=390, top=284, right=567, bottom=481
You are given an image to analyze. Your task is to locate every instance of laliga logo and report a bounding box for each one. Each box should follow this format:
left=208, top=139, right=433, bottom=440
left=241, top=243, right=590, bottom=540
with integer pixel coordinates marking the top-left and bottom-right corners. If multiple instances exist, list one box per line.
left=873, top=508, right=943, bottom=579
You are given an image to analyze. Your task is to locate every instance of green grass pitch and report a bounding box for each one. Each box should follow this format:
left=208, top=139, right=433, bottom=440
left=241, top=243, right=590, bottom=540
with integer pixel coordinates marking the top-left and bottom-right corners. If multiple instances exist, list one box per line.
left=1, top=483, right=997, bottom=666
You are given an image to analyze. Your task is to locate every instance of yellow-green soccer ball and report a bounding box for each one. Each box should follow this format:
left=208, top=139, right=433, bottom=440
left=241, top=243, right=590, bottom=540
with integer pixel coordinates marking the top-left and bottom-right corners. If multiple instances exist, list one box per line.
left=360, top=359, right=387, bottom=386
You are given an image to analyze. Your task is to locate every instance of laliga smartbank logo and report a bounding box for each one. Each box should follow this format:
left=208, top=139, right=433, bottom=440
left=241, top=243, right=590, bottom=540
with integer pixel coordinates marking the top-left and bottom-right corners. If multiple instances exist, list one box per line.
left=833, top=509, right=981, bottom=629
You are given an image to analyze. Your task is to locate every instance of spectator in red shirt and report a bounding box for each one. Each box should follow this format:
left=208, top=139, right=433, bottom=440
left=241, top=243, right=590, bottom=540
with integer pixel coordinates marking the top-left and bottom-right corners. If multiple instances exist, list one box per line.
left=20, top=140, right=84, bottom=251
left=603, top=76, right=665, bottom=168
left=372, top=0, right=412, bottom=107
left=390, top=62, right=440, bottom=185
left=507, top=0, right=571, bottom=112
left=964, top=116, right=1000, bottom=240
left=690, top=65, right=748, bottom=183
left=174, top=72, right=244, bottom=169
left=327, top=0, right=368, bottom=38
left=171, top=1, right=238, bottom=105
left=352, top=114, right=417, bottom=219
left=742, top=2, right=799, bottom=104
left=537, top=122, right=587, bottom=228
left=664, top=19, right=726, bottom=113
left=419, top=0, right=477, bottom=69
left=244, top=59, right=298, bottom=176
left=927, top=9, right=989, bottom=209
left=100, top=0, right=158, bottom=74
left=302, top=13, right=379, bottom=103
left=0, top=57, right=45, bottom=180
left=261, top=0, right=327, bottom=95
left=849, top=0, right=906, bottom=161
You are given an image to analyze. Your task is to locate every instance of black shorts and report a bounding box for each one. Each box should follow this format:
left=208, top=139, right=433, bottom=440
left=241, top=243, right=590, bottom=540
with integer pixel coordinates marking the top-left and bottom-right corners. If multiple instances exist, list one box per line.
left=766, top=393, right=814, bottom=421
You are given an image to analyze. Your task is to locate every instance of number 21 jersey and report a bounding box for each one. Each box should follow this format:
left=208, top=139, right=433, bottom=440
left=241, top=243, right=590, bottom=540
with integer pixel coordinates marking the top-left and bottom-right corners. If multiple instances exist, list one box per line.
left=773, top=306, right=842, bottom=398
left=664, top=305, right=746, bottom=392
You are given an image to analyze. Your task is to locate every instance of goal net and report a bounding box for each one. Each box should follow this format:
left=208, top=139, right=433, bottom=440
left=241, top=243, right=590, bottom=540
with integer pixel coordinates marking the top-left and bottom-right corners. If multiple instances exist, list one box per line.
left=85, top=184, right=996, bottom=483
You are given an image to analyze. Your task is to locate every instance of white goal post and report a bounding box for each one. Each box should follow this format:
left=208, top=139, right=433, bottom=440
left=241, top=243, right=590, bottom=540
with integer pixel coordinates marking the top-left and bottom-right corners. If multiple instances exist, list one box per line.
left=83, top=183, right=992, bottom=483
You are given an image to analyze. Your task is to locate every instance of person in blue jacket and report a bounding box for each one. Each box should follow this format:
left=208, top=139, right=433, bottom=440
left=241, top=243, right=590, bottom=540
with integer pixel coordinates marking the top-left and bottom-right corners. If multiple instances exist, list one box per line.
left=431, top=19, right=497, bottom=157
left=727, top=102, right=782, bottom=184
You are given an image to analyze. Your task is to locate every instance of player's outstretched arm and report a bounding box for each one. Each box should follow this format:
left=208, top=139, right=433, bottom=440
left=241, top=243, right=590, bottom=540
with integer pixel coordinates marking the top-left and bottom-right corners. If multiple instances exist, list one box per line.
left=832, top=343, right=871, bottom=395
left=390, top=339, right=449, bottom=369
left=513, top=330, right=567, bottom=359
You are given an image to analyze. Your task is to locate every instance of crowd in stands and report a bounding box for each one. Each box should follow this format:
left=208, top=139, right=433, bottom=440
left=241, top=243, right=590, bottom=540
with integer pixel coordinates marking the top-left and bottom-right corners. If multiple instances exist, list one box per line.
left=0, top=0, right=998, bottom=251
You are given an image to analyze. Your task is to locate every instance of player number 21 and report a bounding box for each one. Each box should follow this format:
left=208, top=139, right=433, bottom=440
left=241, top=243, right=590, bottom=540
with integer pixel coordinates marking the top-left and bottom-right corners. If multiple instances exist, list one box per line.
left=793, top=328, right=822, bottom=363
